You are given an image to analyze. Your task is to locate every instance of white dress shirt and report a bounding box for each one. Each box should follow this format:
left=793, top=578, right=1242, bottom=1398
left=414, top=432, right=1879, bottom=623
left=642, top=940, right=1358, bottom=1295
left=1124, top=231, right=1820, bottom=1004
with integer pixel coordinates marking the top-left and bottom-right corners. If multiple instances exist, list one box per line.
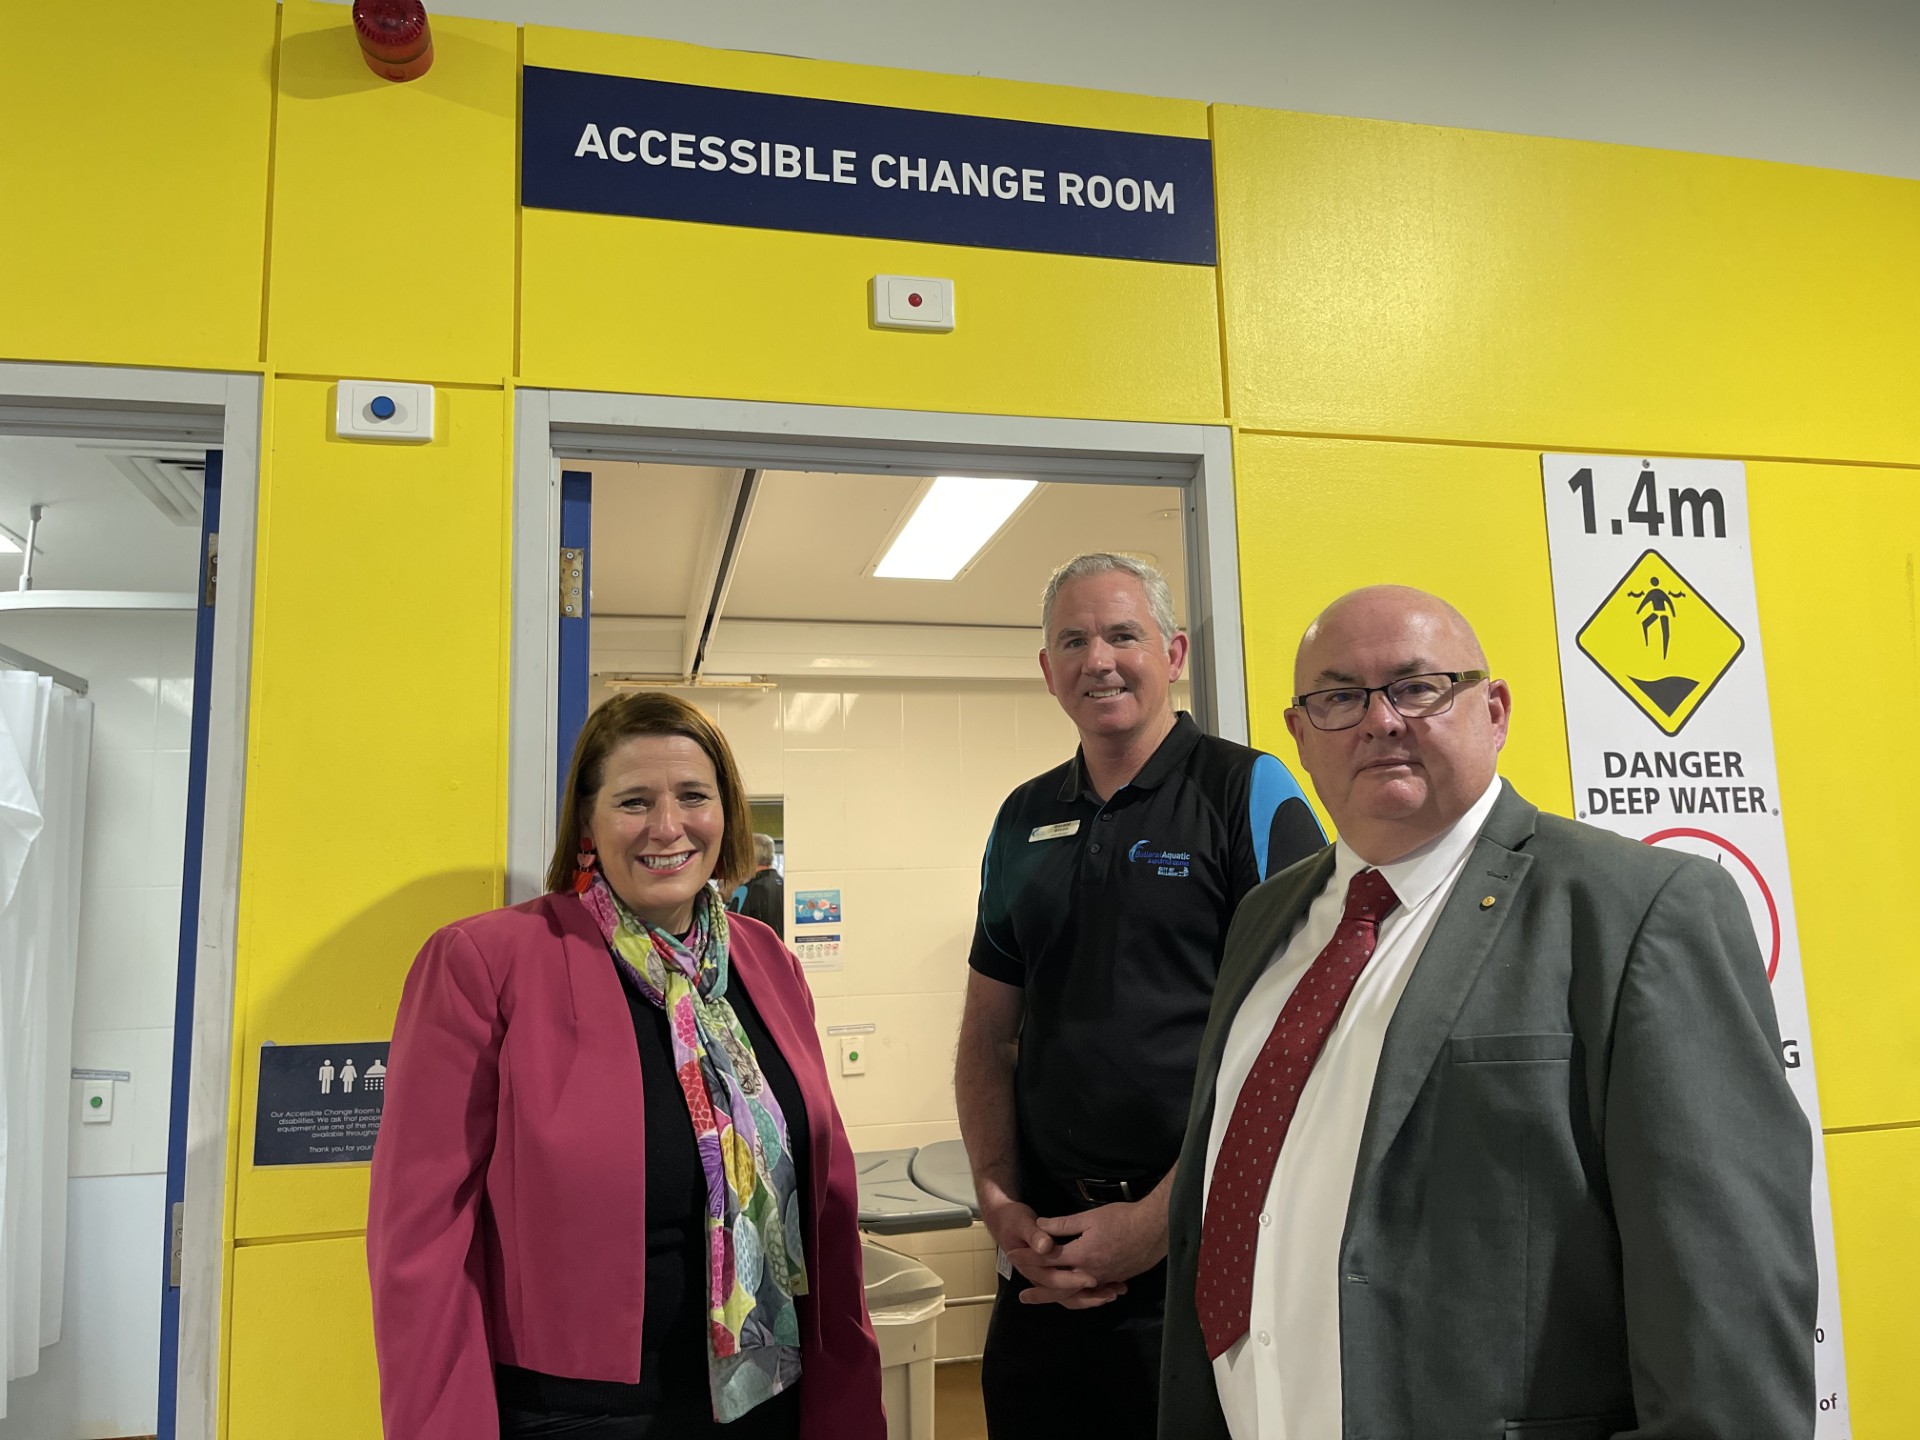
left=1202, top=775, right=1503, bottom=1440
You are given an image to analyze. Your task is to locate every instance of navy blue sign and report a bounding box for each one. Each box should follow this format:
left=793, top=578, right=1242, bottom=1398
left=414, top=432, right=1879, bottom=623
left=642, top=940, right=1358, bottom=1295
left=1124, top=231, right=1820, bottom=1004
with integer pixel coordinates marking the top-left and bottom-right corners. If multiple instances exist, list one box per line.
left=523, top=67, right=1216, bottom=266
left=254, top=1042, right=389, bottom=1166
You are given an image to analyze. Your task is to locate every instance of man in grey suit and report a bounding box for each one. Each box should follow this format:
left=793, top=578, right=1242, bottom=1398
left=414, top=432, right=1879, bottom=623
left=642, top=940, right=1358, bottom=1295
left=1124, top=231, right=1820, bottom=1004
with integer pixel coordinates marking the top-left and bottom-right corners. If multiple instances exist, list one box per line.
left=1160, top=585, right=1816, bottom=1440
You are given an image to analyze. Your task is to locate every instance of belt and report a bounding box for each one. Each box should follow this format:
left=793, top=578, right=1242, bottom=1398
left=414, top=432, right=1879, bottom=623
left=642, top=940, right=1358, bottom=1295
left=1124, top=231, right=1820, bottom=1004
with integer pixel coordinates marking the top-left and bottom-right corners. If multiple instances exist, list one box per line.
left=1070, top=1176, right=1138, bottom=1205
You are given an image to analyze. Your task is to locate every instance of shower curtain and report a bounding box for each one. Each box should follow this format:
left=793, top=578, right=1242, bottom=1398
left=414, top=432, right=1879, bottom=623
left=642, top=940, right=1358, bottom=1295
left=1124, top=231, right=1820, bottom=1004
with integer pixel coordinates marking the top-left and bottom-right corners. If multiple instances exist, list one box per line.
left=0, top=670, right=92, bottom=1410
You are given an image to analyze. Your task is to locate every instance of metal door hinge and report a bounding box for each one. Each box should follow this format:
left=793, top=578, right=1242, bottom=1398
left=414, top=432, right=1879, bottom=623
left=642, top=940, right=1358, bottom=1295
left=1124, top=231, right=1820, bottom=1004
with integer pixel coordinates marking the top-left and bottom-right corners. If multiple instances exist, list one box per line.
left=169, top=1201, right=184, bottom=1287
left=559, top=546, right=585, bottom=618
left=203, top=532, right=219, bottom=608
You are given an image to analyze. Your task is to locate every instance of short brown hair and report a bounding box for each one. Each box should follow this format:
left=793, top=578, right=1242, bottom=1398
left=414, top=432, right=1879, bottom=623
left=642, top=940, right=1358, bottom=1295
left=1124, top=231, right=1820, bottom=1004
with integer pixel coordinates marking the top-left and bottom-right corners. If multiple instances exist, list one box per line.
left=546, top=692, right=755, bottom=895
left=1042, top=552, right=1180, bottom=645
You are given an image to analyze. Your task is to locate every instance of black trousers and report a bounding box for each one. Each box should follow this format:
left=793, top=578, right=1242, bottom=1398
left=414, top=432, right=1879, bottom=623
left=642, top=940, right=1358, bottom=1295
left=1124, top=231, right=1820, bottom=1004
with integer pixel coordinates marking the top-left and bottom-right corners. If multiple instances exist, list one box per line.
left=980, top=1258, right=1168, bottom=1440
left=497, top=1375, right=801, bottom=1440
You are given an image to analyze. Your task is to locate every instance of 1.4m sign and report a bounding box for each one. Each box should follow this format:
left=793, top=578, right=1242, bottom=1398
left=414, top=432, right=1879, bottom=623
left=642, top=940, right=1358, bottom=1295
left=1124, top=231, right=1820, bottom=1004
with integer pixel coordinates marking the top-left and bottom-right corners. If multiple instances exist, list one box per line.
left=1541, top=453, right=1850, bottom=1437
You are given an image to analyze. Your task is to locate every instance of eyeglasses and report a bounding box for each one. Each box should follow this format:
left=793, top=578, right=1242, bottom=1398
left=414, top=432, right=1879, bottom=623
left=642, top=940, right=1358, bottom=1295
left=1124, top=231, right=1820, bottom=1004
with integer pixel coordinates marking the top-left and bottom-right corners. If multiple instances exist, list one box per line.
left=1291, top=671, right=1490, bottom=732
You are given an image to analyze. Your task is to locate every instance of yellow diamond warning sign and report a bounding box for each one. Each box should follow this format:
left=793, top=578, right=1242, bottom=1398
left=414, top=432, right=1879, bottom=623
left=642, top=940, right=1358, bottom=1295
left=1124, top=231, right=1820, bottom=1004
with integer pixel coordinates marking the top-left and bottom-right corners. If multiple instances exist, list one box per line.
left=1576, top=549, right=1744, bottom=736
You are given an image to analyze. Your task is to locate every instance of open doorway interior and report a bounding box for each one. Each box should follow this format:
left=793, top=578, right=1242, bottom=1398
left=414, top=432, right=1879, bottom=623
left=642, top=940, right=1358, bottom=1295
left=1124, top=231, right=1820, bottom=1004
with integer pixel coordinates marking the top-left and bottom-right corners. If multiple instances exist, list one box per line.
left=581, top=461, right=1191, bottom=1397
left=0, top=434, right=202, bottom=1437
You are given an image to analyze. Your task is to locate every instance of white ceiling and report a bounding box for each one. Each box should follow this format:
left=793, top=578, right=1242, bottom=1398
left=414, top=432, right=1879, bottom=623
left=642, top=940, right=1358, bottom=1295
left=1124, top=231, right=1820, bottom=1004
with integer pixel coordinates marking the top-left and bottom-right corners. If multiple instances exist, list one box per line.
left=0, top=436, right=204, bottom=593
left=585, top=461, right=1188, bottom=631
left=376, top=0, right=1920, bottom=182
left=586, top=462, right=741, bottom=618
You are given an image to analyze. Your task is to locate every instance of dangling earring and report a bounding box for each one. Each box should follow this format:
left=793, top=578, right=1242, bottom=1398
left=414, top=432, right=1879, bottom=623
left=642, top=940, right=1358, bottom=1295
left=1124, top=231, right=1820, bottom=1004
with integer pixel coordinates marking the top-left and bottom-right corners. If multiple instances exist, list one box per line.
left=573, top=834, right=598, bottom=894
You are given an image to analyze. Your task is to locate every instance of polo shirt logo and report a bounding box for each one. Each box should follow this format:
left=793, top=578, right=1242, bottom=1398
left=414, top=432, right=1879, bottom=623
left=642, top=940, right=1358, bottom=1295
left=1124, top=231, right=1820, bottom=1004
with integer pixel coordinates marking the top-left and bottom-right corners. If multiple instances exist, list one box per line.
left=1127, top=839, right=1192, bottom=878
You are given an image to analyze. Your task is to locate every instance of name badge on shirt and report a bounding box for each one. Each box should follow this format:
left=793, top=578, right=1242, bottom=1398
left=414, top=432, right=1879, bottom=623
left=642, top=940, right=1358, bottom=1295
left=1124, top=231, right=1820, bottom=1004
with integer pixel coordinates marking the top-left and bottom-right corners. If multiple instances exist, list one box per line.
left=1028, top=820, right=1081, bottom=842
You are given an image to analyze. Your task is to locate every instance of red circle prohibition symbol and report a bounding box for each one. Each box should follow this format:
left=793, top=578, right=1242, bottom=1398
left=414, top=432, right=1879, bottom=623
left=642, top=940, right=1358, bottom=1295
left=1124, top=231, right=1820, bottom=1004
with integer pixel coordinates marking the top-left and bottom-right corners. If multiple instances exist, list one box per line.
left=1642, top=826, right=1781, bottom=981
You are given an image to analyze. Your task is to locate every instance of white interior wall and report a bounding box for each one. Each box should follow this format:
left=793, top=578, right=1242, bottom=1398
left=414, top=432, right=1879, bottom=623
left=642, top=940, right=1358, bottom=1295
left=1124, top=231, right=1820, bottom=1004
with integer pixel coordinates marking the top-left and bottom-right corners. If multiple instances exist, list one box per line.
left=392, top=0, right=1920, bottom=180
left=589, top=675, right=1081, bottom=1143
left=0, top=610, right=194, bottom=1440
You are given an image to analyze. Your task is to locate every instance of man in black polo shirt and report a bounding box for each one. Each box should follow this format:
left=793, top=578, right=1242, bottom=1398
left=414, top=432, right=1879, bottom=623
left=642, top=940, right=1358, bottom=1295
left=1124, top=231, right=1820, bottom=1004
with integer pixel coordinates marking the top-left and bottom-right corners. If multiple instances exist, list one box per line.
left=955, top=553, right=1324, bottom=1440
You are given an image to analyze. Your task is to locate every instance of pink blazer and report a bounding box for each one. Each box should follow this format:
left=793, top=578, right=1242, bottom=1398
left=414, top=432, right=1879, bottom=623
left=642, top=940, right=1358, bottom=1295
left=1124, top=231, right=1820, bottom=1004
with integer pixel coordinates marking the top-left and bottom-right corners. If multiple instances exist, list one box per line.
left=366, top=892, right=885, bottom=1440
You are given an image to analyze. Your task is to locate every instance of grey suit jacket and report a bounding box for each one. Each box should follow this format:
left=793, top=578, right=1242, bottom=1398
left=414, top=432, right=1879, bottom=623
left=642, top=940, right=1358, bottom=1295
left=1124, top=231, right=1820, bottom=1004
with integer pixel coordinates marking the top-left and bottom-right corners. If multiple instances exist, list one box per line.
left=1159, top=781, right=1816, bottom=1440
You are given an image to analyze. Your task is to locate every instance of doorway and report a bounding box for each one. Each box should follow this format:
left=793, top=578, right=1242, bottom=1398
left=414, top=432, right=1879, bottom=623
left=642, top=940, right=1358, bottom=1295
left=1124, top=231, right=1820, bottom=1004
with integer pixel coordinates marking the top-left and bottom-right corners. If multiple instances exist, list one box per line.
left=0, top=364, right=259, bottom=1440
left=510, top=392, right=1242, bottom=1428
left=510, top=391, right=1247, bottom=900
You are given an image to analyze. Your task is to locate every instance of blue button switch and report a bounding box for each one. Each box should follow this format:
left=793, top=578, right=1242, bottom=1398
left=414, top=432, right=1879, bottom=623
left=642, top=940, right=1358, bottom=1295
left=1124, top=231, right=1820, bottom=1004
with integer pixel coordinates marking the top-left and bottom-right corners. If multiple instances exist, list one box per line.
left=369, top=394, right=397, bottom=421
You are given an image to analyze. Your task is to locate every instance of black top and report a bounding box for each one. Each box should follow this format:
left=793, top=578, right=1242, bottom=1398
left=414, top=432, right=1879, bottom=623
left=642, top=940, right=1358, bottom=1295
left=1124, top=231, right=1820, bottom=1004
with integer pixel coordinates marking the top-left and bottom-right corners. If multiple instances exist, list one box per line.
left=495, top=948, right=811, bottom=1434
left=968, top=713, right=1324, bottom=1183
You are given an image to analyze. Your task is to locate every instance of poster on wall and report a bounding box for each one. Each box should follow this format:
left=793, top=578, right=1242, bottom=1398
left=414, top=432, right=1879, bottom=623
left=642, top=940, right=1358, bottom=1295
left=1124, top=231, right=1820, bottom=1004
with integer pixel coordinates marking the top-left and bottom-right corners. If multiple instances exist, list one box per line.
left=793, top=889, right=843, bottom=926
left=1541, top=453, right=1849, bottom=1434
left=793, top=932, right=843, bottom=970
left=792, top=888, right=845, bottom=971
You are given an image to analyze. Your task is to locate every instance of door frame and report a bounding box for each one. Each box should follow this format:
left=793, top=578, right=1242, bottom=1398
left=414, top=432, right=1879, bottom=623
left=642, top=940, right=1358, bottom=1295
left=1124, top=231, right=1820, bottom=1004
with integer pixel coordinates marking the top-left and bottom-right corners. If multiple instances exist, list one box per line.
left=0, top=361, right=259, bottom=1440
left=509, top=389, right=1246, bottom=903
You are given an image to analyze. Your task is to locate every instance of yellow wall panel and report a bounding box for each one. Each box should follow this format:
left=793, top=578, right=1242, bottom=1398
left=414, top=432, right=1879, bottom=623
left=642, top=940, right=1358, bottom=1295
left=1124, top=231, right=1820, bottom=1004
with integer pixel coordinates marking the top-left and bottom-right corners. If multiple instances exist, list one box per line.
left=234, top=377, right=508, bottom=1239
left=267, top=1, right=515, bottom=382
left=1215, top=107, right=1920, bottom=464
left=518, top=30, right=1221, bottom=421
left=521, top=213, right=1222, bottom=421
left=1233, top=433, right=1573, bottom=830
left=0, top=0, right=274, bottom=371
left=1825, top=1126, right=1920, bottom=1438
left=1750, top=460, right=1920, bottom=1130
left=5, top=10, right=1908, bottom=1425
left=228, top=1237, right=380, bottom=1439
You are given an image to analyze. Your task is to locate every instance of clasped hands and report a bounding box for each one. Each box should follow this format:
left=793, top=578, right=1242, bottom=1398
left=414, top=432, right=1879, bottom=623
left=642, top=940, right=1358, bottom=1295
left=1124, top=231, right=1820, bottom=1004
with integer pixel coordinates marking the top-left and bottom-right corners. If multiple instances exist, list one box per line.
left=983, top=1190, right=1169, bottom=1310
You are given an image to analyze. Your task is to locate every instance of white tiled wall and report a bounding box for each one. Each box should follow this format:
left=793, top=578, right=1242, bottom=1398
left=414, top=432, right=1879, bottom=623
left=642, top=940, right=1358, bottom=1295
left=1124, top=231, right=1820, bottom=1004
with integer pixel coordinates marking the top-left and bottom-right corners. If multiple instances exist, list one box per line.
left=589, top=676, right=1080, bottom=1140
left=0, top=1175, right=167, bottom=1439
left=0, top=610, right=193, bottom=1176
left=0, top=611, right=194, bottom=1437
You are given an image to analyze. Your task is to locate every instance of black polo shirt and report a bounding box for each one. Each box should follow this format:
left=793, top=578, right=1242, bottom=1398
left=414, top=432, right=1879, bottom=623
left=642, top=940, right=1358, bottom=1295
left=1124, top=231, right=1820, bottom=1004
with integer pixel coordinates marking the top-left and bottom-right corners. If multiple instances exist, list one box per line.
left=968, top=712, right=1325, bottom=1185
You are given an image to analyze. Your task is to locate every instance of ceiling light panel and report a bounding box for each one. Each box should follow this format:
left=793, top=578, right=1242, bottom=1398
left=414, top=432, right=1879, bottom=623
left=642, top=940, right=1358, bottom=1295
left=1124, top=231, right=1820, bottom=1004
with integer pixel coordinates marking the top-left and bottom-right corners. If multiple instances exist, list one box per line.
left=872, top=476, right=1038, bottom=581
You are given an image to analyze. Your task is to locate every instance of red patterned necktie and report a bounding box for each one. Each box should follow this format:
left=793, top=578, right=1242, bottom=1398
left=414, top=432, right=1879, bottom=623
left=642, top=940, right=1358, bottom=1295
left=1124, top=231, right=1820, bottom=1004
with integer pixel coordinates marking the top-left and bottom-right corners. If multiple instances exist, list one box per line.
left=1195, top=866, right=1401, bottom=1360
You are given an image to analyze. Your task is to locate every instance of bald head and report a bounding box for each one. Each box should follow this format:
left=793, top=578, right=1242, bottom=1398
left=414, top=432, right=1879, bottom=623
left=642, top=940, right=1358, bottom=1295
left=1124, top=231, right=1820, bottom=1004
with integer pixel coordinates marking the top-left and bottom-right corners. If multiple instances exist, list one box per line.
left=1284, top=585, right=1510, bottom=864
left=1295, top=586, right=1487, bottom=696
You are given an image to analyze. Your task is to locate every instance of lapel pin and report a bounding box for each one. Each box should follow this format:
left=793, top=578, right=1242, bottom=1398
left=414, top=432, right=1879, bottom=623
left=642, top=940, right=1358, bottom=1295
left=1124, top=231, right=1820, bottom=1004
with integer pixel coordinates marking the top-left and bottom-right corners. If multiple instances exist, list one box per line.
left=1480, top=895, right=1496, bottom=909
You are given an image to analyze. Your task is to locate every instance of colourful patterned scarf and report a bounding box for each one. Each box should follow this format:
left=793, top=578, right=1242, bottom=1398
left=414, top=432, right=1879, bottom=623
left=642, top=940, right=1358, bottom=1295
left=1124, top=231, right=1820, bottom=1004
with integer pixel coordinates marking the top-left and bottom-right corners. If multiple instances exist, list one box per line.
left=579, top=877, right=809, bottom=1421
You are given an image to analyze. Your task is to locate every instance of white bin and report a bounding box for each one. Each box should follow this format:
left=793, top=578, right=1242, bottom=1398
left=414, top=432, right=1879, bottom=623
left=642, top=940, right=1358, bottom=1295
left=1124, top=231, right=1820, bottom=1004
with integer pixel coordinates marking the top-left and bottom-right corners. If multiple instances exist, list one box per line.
left=863, top=1242, right=946, bottom=1440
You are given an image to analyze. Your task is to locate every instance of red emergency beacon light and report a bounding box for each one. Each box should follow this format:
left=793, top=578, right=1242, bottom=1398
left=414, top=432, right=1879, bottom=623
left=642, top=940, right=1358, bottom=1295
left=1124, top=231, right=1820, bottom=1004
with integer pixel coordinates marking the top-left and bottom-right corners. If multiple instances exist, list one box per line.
left=353, top=0, right=434, bottom=82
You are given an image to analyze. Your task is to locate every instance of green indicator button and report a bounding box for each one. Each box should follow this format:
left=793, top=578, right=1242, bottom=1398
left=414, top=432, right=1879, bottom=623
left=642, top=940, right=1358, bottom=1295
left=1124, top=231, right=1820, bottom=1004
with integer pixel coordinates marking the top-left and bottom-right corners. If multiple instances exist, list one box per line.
left=89, top=1095, right=103, bottom=1109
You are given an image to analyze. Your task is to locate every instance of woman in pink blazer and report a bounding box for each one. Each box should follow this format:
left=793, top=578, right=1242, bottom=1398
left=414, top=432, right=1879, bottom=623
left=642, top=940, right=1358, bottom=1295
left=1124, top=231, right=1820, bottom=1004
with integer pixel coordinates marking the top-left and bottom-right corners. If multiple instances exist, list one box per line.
left=368, top=693, right=885, bottom=1439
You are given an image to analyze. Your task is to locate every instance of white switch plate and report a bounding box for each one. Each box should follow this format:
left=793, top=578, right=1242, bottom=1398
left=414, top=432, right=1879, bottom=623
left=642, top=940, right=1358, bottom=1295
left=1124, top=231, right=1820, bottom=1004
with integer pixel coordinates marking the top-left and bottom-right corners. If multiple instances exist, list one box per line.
left=333, top=380, right=435, bottom=442
left=871, top=275, right=954, bottom=332
left=81, top=1079, right=113, bottom=1124
left=839, top=1036, right=868, bottom=1076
